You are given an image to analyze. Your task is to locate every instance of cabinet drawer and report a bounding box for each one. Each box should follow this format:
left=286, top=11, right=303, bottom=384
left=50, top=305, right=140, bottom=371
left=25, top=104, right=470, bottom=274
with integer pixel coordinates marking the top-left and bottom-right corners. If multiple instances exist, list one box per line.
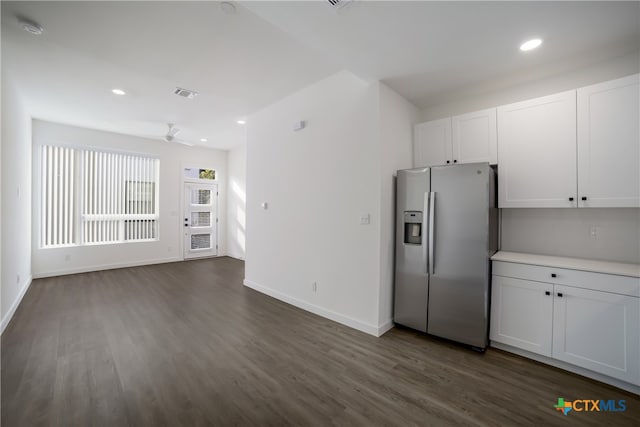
left=493, top=261, right=640, bottom=297
left=493, top=261, right=557, bottom=283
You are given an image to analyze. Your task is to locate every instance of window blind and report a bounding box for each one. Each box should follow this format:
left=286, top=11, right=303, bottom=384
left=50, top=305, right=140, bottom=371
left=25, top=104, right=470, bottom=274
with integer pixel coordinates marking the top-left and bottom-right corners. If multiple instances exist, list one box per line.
left=41, top=146, right=75, bottom=247
left=41, top=145, right=159, bottom=247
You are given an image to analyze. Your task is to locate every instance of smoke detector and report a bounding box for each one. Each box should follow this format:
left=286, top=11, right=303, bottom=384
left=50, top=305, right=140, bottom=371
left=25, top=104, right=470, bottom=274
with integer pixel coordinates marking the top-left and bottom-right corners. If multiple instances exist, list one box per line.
left=220, top=2, right=236, bottom=15
left=173, top=87, right=199, bottom=99
left=19, top=19, right=44, bottom=35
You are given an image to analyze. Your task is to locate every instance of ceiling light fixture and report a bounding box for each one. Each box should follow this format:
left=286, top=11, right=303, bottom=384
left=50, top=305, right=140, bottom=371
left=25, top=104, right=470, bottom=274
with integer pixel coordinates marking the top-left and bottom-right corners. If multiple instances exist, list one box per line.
left=111, top=89, right=126, bottom=96
left=520, top=38, right=543, bottom=52
left=200, top=138, right=208, bottom=142
left=19, top=19, right=44, bottom=35
left=237, top=120, right=246, bottom=125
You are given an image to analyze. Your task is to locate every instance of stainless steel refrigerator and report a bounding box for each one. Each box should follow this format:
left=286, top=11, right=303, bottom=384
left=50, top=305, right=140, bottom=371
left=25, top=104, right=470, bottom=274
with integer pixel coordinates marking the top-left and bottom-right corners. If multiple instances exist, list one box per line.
left=394, top=163, right=498, bottom=349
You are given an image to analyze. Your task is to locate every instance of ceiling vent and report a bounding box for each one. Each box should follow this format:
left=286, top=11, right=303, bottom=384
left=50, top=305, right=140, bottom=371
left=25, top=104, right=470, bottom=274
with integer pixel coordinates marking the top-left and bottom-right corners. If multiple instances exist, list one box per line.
left=327, top=0, right=354, bottom=10
left=173, top=87, right=199, bottom=99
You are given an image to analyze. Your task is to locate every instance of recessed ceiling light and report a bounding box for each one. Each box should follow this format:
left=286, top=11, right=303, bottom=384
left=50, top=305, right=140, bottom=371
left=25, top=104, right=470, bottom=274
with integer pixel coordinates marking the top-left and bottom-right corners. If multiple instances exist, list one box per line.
left=520, top=38, right=543, bottom=52
left=200, top=138, right=208, bottom=142
left=19, top=19, right=44, bottom=35
left=111, top=89, right=126, bottom=96
left=237, top=120, right=246, bottom=125
left=220, top=1, right=236, bottom=14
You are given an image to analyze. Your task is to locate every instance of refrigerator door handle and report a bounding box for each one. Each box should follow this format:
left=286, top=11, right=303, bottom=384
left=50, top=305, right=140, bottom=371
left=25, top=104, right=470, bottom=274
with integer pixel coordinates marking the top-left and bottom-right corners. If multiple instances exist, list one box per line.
left=428, top=191, right=435, bottom=275
left=423, top=192, right=429, bottom=274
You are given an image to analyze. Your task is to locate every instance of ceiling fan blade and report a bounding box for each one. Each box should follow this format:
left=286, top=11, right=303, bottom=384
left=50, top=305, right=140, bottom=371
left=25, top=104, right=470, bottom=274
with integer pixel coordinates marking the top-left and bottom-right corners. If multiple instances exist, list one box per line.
left=139, top=134, right=164, bottom=141
left=174, top=139, right=194, bottom=147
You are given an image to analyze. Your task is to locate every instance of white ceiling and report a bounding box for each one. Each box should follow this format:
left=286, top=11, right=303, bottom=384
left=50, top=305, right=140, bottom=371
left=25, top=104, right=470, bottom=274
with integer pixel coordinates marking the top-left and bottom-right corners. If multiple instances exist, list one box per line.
left=1, top=1, right=340, bottom=149
left=3, top=1, right=639, bottom=150
left=245, top=1, right=640, bottom=108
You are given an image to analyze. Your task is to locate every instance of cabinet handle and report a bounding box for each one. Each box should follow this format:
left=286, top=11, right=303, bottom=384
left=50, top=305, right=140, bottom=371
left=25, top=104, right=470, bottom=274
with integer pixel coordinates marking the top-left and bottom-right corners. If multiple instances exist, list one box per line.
left=568, top=197, right=574, bottom=201
left=446, top=160, right=450, bottom=164
left=551, top=273, right=557, bottom=278
left=581, top=196, right=587, bottom=201
left=453, top=160, right=457, bottom=163
left=545, top=291, right=551, bottom=296
left=557, top=292, right=563, bottom=298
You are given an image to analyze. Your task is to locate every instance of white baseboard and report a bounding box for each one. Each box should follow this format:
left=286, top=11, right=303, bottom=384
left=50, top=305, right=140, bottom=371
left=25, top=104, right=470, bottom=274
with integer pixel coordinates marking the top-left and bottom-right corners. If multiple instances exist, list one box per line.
left=491, top=341, right=640, bottom=395
left=377, top=319, right=395, bottom=337
left=1, top=275, right=33, bottom=335
left=243, top=279, right=382, bottom=337
left=32, top=256, right=182, bottom=279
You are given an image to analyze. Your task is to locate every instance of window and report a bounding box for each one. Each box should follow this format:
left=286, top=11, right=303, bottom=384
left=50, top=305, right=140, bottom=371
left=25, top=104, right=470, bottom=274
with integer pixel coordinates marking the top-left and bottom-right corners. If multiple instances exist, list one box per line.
left=184, top=167, right=216, bottom=181
left=41, top=145, right=159, bottom=247
left=198, top=169, right=215, bottom=180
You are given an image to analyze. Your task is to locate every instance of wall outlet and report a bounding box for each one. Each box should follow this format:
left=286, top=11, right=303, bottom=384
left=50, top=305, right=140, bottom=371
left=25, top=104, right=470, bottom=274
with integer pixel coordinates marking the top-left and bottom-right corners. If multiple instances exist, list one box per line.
left=360, top=214, right=370, bottom=225
left=312, top=281, right=317, bottom=292
left=590, top=226, right=601, bottom=240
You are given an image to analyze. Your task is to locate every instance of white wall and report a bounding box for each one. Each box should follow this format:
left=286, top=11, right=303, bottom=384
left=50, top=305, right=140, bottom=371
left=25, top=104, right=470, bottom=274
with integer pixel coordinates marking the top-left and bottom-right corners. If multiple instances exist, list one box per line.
left=245, top=71, right=418, bottom=336
left=245, top=71, right=383, bottom=334
left=377, top=83, right=419, bottom=328
left=31, top=120, right=228, bottom=277
left=1, top=74, right=32, bottom=332
left=420, top=52, right=640, bottom=264
left=227, top=144, right=246, bottom=260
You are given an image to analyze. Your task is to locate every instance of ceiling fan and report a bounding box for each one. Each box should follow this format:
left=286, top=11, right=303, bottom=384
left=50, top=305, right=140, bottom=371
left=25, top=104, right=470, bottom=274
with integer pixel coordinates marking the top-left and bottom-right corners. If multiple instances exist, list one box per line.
left=154, top=123, right=193, bottom=146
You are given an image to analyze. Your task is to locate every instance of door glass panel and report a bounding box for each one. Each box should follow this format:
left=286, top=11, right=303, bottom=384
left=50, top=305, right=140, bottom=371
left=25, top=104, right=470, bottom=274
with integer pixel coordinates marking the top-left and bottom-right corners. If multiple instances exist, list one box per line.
left=191, top=234, right=211, bottom=250
left=191, top=212, right=211, bottom=227
left=191, top=189, right=211, bottom=205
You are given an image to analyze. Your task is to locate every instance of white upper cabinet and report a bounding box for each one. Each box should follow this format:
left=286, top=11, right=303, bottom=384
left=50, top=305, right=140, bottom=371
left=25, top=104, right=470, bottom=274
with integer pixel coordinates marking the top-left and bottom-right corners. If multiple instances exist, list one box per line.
left=577, top=74, right=640, bottom=208
left=414, top=109, right=497, bottom=168
left=497, top=91, right=577, bottom=208
left=414, top=118, right=452, bottom=168
left=452, top=108, right=497, bottom=165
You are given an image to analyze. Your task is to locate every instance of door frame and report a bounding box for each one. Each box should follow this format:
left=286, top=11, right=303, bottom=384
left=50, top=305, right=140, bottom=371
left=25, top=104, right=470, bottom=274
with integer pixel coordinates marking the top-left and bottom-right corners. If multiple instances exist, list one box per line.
left=181, top=165, right=219, bottom=260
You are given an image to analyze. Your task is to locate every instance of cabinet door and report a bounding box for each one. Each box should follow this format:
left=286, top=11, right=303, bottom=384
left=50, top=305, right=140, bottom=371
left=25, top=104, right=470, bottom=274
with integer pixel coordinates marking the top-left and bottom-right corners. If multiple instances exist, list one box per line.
left=414, top=118, right=452, bottom=167
left=490, top=275, right=553, bottom=356
left=452, top=108, right=497, bottom=165
left=577, top=74, right=640, bottom=208
left=497, top=91, right=577, bottom=208
left=552, top=285, right=640, bottom=384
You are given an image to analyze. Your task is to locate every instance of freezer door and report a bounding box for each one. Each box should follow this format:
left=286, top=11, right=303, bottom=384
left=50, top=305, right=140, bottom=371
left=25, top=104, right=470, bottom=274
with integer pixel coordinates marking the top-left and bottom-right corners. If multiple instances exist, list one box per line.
left=427, top=163, right=494, bottom=348
left=394, top=168, right=430, bottom=332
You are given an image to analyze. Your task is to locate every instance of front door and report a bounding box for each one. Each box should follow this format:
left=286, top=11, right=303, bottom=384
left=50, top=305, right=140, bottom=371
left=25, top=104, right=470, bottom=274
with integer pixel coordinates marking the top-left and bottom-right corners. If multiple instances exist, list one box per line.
left=184, top=183, right=217, bottom=259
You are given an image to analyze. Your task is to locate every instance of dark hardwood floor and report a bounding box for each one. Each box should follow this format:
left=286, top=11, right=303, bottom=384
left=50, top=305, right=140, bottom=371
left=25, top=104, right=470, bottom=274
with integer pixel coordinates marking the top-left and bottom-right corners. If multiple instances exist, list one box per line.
left=2, top=257, right=638, bottom=426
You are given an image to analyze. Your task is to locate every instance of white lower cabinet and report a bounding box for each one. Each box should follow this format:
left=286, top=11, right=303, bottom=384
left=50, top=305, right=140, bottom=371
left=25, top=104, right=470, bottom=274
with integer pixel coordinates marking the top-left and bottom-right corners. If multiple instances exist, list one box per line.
left=490, top=276, right=553, bottom=356
left=552, top=285, right=639, bottom=383
left=491, top=261, right=640, bottom=387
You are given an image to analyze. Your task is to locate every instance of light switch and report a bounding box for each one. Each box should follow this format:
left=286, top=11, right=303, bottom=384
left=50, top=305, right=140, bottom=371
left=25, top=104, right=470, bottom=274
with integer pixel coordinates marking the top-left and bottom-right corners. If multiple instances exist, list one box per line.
left=261, top=202, right=268, bottom=210
left=360, top=214, right=370, bottom=225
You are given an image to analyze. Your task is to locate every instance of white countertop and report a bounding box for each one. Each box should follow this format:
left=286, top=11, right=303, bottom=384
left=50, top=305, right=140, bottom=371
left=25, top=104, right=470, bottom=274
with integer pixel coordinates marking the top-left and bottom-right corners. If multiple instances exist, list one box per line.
left=491, top=251, right=640, bottom=278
